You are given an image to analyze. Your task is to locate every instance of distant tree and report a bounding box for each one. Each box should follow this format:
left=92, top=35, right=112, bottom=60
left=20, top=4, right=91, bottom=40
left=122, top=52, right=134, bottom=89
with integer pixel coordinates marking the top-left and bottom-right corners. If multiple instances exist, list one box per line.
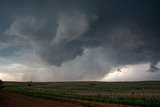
left=0, top=79, right=3, bottom=85
left=28, top=81, right=32, bottom=86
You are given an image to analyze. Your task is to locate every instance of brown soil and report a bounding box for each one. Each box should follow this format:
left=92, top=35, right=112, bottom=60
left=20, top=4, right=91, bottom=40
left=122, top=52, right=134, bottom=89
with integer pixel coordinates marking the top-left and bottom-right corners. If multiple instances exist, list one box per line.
left=0, top=92, right=140, bottom=107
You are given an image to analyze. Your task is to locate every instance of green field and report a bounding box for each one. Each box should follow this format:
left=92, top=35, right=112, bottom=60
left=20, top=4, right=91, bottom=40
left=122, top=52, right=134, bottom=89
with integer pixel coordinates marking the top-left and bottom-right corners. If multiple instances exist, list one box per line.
left=1, top=81, right=160, bottom=106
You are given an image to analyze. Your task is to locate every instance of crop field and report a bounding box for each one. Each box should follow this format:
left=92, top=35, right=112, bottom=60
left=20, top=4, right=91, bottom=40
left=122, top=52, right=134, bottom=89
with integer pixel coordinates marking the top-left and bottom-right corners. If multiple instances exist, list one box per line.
left=1, top=81, right=160, bottom=107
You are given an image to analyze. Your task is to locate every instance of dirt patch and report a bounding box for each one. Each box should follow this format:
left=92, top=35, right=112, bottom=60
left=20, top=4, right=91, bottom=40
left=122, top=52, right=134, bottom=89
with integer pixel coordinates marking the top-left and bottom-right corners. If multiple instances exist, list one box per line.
left=0, top=92, right=140, bottom=107
left=0, top=92, right=82, bottom=107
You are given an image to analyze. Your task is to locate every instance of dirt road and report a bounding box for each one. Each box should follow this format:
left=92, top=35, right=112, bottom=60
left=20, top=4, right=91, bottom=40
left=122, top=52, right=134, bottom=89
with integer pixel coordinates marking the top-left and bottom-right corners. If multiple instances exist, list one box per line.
left=0, top=92, right=140, bottom=107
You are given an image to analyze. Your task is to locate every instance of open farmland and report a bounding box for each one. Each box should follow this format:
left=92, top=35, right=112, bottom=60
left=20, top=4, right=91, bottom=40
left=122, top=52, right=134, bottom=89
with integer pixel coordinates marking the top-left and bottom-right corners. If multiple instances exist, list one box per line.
left=0, top=81, right=160, bottom=107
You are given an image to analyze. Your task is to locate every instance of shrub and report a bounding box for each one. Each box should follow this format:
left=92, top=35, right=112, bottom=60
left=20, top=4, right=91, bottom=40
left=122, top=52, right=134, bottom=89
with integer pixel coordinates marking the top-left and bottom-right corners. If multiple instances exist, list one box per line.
left=28, top=81, right=32, bottom=86
left=0, top=79, right=3, bottom=85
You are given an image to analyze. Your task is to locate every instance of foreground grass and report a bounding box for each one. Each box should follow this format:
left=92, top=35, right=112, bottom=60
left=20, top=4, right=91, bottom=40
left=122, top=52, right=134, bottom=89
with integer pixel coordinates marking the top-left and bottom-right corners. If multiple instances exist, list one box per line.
left=2, top=84, right=160, bottom=107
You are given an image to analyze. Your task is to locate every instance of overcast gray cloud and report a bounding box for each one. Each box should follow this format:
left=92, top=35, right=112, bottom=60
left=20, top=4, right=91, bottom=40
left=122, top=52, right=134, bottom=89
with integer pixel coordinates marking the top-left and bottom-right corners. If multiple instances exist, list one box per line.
left=0, top=0, right=160, bottom=81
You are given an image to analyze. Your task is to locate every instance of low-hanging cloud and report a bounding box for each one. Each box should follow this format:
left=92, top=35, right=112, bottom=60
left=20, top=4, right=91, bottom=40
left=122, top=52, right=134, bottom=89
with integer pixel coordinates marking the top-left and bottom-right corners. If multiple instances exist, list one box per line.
left=1, top=0, right=160, bottom=81
left=149, top=60, right=160, bottom=72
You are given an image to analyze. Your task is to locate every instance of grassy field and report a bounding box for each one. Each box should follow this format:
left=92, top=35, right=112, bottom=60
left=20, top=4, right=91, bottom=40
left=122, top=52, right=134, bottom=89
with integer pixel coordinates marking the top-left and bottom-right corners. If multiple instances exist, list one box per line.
left=1, top=81, right=160, bottom=106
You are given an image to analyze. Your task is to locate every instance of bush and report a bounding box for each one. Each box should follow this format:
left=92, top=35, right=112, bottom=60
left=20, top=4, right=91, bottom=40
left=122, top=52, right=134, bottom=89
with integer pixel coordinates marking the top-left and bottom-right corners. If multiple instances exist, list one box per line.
left=0, top=79, right=3, bottom=85
left=27, top=81, right=32, bottom=86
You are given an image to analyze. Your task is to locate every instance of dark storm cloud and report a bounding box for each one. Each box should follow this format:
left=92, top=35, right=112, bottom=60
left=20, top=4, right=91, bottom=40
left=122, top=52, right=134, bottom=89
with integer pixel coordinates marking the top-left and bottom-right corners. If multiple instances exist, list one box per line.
left=1, top=0, right=160, bottom=73
left=149, top=60, right=160, bottom=72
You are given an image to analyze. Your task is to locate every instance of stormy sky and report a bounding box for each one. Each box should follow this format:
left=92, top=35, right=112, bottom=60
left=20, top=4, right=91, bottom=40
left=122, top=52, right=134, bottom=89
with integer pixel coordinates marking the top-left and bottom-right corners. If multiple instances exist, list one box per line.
left=0, top=0, right=160, bottom=81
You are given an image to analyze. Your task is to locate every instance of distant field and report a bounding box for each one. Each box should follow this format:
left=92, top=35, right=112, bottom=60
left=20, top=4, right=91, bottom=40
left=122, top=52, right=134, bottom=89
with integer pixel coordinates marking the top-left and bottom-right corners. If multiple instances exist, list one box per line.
left=1, top=81, right=160, bottom=106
